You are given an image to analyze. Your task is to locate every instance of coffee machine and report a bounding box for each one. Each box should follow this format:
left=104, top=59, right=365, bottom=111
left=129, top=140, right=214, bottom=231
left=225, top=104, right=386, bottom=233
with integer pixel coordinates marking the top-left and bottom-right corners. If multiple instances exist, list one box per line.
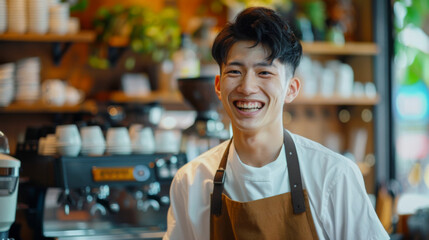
left=16, top=151, right=186, bottom=240
left=178, top=76, right=229, bottom=161
left=0, top=132, right=20, bottom=240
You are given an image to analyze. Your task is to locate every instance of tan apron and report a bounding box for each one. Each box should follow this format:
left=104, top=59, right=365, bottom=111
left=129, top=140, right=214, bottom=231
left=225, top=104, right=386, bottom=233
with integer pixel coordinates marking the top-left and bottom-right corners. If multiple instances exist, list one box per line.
left=210, top=130, right=319, bottom=240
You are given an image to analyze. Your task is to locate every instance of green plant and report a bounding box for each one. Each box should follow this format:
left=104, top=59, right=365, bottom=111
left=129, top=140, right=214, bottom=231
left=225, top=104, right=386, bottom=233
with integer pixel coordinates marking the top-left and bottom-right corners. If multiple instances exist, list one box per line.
left=89, top=5, right=181, bottom=69
left=394, top=0, right=429, bottom=86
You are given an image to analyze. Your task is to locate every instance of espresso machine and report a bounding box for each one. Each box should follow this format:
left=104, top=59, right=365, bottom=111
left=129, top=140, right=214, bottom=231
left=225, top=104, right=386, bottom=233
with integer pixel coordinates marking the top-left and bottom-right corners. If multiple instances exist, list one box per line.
left=178, top=76, right=229, bottom=161
left=17, top=147, right=186, bottom=239
left=0, top=132, right=20, bottom=240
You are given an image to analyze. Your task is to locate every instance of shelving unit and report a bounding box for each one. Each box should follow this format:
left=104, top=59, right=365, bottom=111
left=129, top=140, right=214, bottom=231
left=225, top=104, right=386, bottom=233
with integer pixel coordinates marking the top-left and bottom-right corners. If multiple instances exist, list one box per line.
left=0, top=31, right=95, bottom=42
left=109, top=90, right=379, bottom=106
left=292, top=94, right=380, bottom=105
left=0, top=100, right=98, bottom=114
left=0, top=31, right=96, bottom=65
left=301, top=41, right=378, bottom=55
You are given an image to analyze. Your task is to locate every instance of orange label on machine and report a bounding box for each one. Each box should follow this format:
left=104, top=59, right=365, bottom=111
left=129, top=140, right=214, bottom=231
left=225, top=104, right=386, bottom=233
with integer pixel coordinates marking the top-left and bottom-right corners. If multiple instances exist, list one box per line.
left=92, top=167, right=135, bottom=182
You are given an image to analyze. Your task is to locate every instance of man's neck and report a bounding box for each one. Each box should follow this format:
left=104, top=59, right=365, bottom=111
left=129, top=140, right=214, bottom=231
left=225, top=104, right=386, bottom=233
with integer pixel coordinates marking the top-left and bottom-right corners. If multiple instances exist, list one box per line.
left=232, top=126, right=284, bottom=167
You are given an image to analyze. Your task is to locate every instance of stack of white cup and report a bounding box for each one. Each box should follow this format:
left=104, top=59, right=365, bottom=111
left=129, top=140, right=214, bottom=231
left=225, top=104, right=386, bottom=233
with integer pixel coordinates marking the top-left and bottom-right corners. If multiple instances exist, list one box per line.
left=28, top=0, right=49, bottom=34
left=80, top=126, right=106, bottom=156
left=41, top=134, right=57, bottom=156
left=49, top=3, right=69, bottom=35
left=55, top=124, right=81, bottom=157
left=7, top=0, right=27, bottom=33
left=0, top=63, right=15, bottom=107
left=0, top=0, right=7, bottom=33
left=15, top=58, right=41, bottom=103
left=131, top=127, right=156, bottom=154
left=106, top=127, right=131, bottom=155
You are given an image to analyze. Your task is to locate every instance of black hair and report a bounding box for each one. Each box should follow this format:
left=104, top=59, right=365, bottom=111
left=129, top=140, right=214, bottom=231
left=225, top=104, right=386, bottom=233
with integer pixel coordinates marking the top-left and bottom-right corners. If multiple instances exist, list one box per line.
left=212, top=7, right=302, bottom=74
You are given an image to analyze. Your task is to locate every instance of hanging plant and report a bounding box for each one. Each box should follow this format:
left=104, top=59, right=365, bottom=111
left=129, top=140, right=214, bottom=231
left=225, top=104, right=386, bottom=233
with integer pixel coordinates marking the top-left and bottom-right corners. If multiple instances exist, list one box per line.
left=89, top=5, right=181, bottom=69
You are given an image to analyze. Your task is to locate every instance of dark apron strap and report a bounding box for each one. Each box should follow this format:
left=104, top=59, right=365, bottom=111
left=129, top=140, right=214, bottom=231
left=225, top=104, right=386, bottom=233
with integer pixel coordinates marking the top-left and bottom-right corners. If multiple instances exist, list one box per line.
left=211, top=139, right=232, bottom=216
left=211, top=130, right=306, bottom=216
left=284, top=129, right=306, bottom=214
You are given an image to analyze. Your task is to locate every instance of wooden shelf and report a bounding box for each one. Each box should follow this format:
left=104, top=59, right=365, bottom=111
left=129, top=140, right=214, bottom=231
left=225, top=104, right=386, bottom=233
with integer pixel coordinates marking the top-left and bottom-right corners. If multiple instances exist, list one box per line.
left=111, top=91, right=379, bottom=107
left=301, top=41, right=378, bottom=56
left=291, top=94, right=380, bottom=105
left=0, top=30, right=95, bottom=43
left=0, top=100, right=98, bottom=114
left=110, top=91, right=184, bottom=104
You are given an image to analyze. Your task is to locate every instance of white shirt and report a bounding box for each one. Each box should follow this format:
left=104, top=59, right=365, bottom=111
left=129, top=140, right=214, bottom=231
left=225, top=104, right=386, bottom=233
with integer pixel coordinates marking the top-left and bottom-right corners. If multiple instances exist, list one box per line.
left=163, top=132, right=389, bottom=240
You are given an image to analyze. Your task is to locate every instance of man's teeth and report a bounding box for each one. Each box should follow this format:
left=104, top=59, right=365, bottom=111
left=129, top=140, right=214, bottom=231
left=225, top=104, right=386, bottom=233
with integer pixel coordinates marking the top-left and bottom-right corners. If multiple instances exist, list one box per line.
left=235, top=101, right=262, bottom=112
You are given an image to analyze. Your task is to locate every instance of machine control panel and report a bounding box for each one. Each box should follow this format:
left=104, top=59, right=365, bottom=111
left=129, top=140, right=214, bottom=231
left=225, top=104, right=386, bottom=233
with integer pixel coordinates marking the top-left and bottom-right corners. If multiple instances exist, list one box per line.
left=92, top=165, right=151, bottom=182
left=58, top=153, right=186, bottom=188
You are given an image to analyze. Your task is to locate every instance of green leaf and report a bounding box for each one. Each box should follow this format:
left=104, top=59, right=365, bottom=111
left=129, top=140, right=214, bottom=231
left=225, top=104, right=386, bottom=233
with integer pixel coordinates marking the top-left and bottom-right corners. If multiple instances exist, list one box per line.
left=125, top=57, right=136, bottom=70
left=70, top=0, right=88, bottom=12
left=131, top=39, right=144, bottom=52
left=405, top=6, right=422, bottom=27
left=422, top=54, right=429, bottom=85
left=96, top=8, right=110, bottom=19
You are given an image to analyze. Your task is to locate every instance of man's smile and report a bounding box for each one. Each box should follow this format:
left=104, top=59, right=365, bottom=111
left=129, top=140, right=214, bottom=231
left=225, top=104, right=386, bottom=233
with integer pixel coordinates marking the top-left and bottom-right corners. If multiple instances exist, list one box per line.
left=233, top=100, right=265, bottom=112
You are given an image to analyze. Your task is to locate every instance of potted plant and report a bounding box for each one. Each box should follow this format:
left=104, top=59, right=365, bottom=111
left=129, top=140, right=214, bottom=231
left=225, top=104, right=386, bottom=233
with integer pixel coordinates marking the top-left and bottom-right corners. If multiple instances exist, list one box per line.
left=89, top=5, right=181, bottom=69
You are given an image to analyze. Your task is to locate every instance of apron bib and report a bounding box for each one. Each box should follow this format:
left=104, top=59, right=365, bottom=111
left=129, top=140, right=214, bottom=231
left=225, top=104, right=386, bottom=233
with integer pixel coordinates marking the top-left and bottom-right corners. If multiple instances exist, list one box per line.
left=210, top=130, right=319, bottom=240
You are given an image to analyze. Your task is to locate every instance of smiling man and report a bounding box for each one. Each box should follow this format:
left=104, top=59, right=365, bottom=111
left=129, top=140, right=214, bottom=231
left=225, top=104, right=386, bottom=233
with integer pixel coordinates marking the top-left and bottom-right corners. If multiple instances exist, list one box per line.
left=163, top=7, right=389, bottom=240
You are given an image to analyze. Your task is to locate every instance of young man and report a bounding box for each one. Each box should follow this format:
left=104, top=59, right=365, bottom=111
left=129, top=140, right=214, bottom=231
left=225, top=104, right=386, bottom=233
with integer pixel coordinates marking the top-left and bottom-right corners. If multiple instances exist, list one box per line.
left=163, top=7, right=389, bottom=240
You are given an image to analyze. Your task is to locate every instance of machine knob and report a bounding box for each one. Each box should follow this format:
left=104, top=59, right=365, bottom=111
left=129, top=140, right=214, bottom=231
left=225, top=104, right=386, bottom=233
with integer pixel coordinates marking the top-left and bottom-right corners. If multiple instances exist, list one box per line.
left=90, top=203, right=107, bottom=216
left=133, top=165, right=151, bottom=182
left=141, top=199, right=160, bottom=212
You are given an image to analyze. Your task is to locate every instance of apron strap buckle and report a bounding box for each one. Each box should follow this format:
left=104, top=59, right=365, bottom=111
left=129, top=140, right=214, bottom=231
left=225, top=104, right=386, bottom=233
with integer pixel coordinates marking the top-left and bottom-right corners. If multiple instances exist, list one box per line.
left=213, top=168, right=225, bottom=185
left=211, top=168, right=226, bottom=216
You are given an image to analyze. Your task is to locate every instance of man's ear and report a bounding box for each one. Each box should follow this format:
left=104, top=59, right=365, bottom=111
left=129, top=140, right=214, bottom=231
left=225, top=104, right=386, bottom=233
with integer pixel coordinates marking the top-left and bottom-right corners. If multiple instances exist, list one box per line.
left=284, top=77, right=300, bottom=103
left=215, top=75, right=221, bottom=100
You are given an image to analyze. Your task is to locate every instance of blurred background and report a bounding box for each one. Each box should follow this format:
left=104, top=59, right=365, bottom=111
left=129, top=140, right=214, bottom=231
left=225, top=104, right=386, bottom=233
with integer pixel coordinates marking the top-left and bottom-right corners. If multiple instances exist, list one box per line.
left=0, top=0, right=428, bottom=239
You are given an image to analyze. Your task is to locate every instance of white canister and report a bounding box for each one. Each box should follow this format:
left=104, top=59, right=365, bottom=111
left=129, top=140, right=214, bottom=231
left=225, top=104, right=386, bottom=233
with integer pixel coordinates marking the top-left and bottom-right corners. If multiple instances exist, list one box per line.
left=336, top=63, right=354, bottom=98
left=0, top=0, right=7, bottom=33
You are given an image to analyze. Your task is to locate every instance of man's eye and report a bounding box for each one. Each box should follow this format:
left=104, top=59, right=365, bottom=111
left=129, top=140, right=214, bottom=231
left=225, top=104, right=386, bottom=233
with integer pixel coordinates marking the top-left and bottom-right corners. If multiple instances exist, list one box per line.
left=259, top=71, right=272, bottom=76
left=227, top=70, right=241, bottom=75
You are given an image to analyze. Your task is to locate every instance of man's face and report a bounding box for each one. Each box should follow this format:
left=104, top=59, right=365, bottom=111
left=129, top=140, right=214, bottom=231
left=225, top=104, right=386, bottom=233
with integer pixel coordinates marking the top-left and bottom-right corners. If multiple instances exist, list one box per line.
left=215, top=41, right=300, bottom=133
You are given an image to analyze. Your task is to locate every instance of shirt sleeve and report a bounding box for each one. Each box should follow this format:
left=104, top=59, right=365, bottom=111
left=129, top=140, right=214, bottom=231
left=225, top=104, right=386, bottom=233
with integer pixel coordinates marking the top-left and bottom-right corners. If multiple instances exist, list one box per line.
left=321, top=161, right=390, bottom=240
left=163, top=173, right=195, bottom=240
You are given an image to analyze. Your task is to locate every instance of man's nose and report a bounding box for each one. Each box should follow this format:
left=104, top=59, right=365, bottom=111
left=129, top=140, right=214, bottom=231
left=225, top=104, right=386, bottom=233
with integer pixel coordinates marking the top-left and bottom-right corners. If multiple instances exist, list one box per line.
left=237, top=73, right=258, bottom=95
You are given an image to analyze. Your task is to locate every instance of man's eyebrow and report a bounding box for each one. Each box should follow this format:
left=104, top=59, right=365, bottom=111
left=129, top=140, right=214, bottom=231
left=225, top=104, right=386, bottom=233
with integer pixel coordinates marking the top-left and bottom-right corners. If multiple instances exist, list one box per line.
left=225, top=61, right=244, bottom=66
left=225, top=61, right=276, bottom=67
left=254, top=61, right=275, bottom=67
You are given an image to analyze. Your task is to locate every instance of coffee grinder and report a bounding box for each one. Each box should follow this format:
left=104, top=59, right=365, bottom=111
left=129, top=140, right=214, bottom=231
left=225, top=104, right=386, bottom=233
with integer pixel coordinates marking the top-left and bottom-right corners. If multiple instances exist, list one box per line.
left=0, top=132, right=20, bottom=240
left=178, top=76, right=229, bottom=161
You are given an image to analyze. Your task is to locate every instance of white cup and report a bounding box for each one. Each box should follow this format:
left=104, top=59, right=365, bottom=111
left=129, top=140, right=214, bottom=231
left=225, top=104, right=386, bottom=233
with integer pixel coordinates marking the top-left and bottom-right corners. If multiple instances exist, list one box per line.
left=106, top=127, right=131, bottom=154
left=320, top=68, right=335, bottom=97
left=38, top=137, right=46, bottom=155
left=129, top=124, right=143, bottom=140
left=42, top=79, right=66, bottom=106
left=365, top=82, right=377, bottom=98
left=80, top=126, right=106, bottom=156
left=155, top=130, right=181, bottom=153
left=55, top=124, right=81, bottom=146
left=68, top=17, right=80, bottom=34
left=43, top=134, right=57, bottom=156
left=337, top=63, right=354, bottom=98
left=80, top=126, right=106, bottom=147
left=132, top=127, right=156, bottom=154
left=56, top=144, right=81, bottom=157
left=0, top=0, right=7, bottom=34
left=65, top=85, right=84, bottom=105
